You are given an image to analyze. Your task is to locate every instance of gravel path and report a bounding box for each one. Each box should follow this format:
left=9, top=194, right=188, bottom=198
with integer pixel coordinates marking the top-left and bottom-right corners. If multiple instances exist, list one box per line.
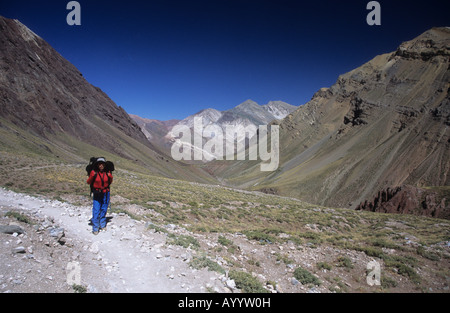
left=0, top=188, right=220, bottom=293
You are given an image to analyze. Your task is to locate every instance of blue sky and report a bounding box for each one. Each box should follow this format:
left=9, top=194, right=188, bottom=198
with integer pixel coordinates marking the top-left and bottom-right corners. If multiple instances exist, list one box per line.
left=1, top=0, right=449, bottom=120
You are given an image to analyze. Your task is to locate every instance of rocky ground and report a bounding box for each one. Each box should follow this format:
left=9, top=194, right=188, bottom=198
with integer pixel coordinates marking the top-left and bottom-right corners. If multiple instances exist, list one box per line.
left=0, top=188, right=219, bottom=293
left=1, top=187, right=449, bottom=294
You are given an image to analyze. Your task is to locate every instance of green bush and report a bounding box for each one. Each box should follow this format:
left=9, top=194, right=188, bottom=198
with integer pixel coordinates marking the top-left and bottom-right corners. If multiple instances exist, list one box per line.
left=218, top=235, right=233, bottom=246
left=189, top=256, right=225, bottom=274
left=229, top=270, right=269, bottom=293
left=293, top=267, right=321, bottom=286
left=336, top=256, right=354, bottom=269
left=167, top=234, right=200, bottom=249
left=5, top=211, right=32, bottom=224
left=243, top=230, right=276, bottom=244
left=317, top=262, right=332, bottom=271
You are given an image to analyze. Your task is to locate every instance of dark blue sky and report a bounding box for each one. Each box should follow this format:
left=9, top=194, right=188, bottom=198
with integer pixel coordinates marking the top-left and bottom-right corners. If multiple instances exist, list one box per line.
left=1, top=0, right=449, bottom=120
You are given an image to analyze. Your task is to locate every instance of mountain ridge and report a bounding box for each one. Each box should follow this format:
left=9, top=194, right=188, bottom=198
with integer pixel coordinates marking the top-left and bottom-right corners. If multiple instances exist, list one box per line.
left=0, top=17, right=148, bottom=149
left=1, top=15, right=448, bottom=215
left=0, top=15, right=216, bottom=183
left=131, top=99, right=297, bottom=159
left=211, top=27, right=450, bottom=209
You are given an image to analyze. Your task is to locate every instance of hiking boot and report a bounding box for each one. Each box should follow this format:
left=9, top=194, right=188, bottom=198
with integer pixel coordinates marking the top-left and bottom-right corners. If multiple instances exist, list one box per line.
left=92, top=230, right=99, bottom=235
left=100, top=226, right=107, bottom=232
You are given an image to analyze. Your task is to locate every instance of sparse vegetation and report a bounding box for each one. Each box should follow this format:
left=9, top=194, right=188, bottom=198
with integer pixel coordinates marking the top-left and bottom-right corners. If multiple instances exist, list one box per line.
left=167, top=233, right=200, bottom=249
left=2, top=21, right=449, bottom=294
left=189, top=256, right=226, bottom=274
left=0, top=150, right=449, bottom=292
left=229, top=270, right=269, bottom=293
left=5, top=211, right=33, bottom=224
left=293, top=267, right=321, bottom=286
left=72, top=284, right=87, bottom=293
left=317, top=262, right=332, bottom=271
left=336, top=256, right=354, bottom=270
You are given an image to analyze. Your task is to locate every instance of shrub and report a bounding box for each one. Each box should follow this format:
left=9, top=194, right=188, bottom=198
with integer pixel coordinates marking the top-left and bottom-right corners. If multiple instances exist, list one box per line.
left=317, top=262, right=332, bottom=271
left=381, top=275, right=398, bottom=289
left=293, top=267, right=321, bottom=286
left=336, top=256, right=354, bottom=269
left=189, top=256, right=225, bottom=274
left=218, top=235, right=233, bottom=246
left=229, top=270, right=269, bottom=293
left=167, top=234, right=200, bottom=249
left=72, top=284, right=87, bottom=293
left=243, top=230, right=275, bottom=244
left=416, top=246, right=440, bottom=261
left=5, top=211, right=32, bottom=224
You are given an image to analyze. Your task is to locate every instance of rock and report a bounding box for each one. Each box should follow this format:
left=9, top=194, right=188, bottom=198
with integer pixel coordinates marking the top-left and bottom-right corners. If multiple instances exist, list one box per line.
left=0, top=225, right=25, bottom=235
left=120, top=233, right=137, bottom=241
left=0, top=16, right=152, bottom=157
left=275, top=284, right=284, bottom=293
left=356, top=185, right=450, bottom=220
left=48, top=227, right=65, bottom=244
left=180, top=253, right=189, bottom=261
left=226, top=279, right=236, bottom=289
left=89, top=242, right=100, bottom=254
left=49, top=227, right=64, bottom=238
left=12, top=246, right=26, bottom=254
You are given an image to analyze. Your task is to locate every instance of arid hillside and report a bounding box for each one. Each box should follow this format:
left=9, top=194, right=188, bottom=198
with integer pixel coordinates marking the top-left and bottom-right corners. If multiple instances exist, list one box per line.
left=0, top=16, right=216, bottom=184
left=214, top=27, right=450, bottom=209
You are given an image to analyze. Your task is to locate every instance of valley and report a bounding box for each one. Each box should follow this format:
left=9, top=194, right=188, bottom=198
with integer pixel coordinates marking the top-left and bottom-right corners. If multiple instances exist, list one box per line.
left=0, top=150, right=449, bottom=293
left=0, top=15, right=449, bottom=293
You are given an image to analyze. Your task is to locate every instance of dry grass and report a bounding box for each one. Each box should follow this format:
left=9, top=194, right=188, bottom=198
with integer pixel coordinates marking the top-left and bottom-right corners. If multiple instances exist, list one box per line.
left=1, top=151, right=449, bottom=288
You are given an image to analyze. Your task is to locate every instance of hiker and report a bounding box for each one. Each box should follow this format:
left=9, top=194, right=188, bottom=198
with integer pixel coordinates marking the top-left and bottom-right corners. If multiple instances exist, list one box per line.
left=86, top=157, right=113, bottom=235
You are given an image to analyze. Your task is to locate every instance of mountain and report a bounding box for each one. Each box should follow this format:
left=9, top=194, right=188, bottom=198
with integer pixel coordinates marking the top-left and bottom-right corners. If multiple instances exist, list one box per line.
left=212, top=27, right=450, bottom=209
left=159, top=99, right=297, bottom=161
left=0, top=17, right=147, bottom=150
left=166, top=99, right=297, bottom=132
left=0, top=16, right=215, bottom=183
left=130, top=100, right=296, bottom=161
left=220, top=99, right=296, bottom=126
left=3, top=15, right=447, bottom=214
left=128, top=114, right=179, bottom=154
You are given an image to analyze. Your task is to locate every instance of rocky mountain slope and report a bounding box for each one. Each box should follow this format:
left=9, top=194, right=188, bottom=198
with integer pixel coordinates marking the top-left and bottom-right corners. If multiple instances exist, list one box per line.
left=356, top=185, right=450, bottom=220
left=131, top=100, right=296, bottom=161
left=171, top=99, right=297, bottom=131
left=213, top=27, right=450, bottom=209
left=0, top=17, right=147, bottom=150
left=222, top=99, right=297, bottom=126
left=128, top=114, right=180, bottom=154
left=0, top=16, right=215, bottom=183
left=166, top=100, right=296, bottom=161
left=1, top=17, right=448, bottom=295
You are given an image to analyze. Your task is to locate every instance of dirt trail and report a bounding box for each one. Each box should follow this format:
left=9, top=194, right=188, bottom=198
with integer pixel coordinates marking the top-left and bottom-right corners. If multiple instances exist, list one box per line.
left=0, top=188, right=218, bottom=293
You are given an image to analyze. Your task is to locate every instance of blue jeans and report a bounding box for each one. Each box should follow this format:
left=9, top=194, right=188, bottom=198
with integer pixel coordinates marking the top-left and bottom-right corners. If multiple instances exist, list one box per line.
left=92, top=192, right=110, bottom=232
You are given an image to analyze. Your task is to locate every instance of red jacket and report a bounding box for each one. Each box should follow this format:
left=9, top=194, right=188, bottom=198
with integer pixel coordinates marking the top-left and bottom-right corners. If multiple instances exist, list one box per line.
left=87, top=170, right=113, bottom=193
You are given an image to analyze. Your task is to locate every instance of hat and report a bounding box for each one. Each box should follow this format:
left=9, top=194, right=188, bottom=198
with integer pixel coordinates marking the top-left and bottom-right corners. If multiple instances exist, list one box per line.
left=96, top=157, right=106, bottom=164
left=94, top=157, right=106, bottom=168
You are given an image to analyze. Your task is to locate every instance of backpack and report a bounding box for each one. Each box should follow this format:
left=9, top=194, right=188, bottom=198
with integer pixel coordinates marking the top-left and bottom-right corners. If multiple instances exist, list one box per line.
left=86, top=157, right=115, bottom=196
